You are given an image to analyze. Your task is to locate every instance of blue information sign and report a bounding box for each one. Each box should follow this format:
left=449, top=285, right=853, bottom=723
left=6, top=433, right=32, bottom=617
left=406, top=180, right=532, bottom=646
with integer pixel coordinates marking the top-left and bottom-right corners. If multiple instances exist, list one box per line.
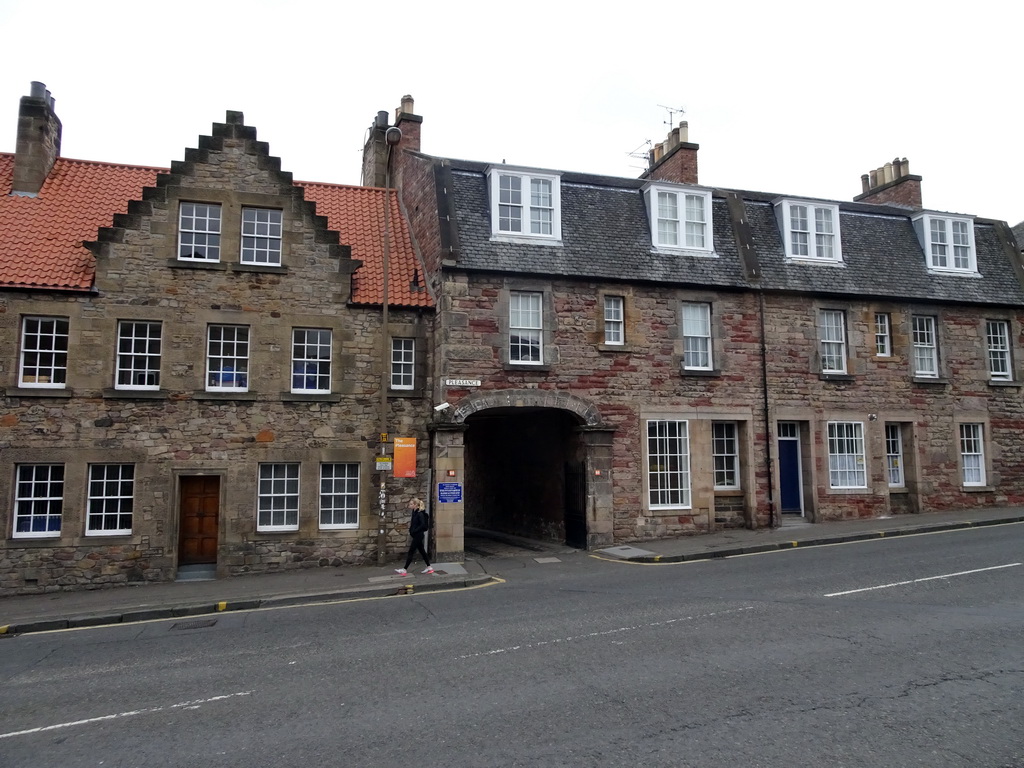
left=437, top=482, right=463, bottom=503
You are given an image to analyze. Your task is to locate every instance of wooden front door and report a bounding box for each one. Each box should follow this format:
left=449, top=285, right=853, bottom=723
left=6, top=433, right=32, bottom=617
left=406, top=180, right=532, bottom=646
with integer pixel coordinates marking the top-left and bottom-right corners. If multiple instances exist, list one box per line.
left=179, top=476, right=220, bottom=565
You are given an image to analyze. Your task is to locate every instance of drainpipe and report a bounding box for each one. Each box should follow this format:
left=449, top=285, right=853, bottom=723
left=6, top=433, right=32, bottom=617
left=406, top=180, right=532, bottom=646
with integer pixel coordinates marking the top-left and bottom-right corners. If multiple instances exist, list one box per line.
left=376, top=125, right=403, bottom=565
left=758, top=287, right=778, bottom=529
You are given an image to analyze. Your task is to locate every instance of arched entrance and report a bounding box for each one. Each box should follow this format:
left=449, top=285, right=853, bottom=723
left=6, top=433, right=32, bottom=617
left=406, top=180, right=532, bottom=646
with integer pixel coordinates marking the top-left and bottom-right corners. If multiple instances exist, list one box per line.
left=465, top=407, right=586, bottom=546
left=436, top=390, right=614, bottom=551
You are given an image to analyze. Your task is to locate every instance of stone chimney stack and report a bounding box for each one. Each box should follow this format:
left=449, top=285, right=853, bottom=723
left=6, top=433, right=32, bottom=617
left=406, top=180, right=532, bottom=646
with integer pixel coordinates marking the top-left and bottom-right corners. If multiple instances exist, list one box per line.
left=853, top=157, right=922, bottom=209
left=12, top=81, right=62, bottom=196
left=361, top=95, right=421, bottom=188
left=641, top=120, right=698, bottom=185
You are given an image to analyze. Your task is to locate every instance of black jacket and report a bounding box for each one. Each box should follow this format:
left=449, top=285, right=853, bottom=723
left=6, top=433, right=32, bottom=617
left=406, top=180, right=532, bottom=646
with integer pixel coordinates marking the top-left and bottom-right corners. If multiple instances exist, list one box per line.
left=409, top=509, right=430, bottom=536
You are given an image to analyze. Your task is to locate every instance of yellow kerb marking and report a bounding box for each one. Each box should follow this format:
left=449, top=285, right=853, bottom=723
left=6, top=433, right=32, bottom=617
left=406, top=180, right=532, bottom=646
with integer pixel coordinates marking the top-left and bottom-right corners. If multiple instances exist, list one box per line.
left=216, top=601, right=227, bottom=612
left=791, top=541, right=798, bottom=547
left=654, top=555, right=662, bottom=562
left=0, top=625, right=8, bottom=634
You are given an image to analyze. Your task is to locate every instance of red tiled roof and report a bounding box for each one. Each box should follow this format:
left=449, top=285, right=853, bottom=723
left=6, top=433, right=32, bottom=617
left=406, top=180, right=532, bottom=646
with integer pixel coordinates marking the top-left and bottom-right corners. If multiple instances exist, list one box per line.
left=300, top=181, right=430, bottom=308
left=0, top=154, right=161, bottom=291
left=0, top=153, right=430, bottom=308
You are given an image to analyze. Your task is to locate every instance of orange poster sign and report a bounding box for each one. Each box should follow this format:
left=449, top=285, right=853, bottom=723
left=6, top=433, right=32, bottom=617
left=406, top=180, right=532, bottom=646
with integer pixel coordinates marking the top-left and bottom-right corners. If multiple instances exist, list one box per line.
left=393, top=437, right=417, bottom=478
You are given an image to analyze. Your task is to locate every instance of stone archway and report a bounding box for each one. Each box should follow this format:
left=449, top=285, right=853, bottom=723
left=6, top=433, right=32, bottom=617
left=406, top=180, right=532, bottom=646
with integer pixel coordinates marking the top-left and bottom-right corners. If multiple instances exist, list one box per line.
left=450, top=389, right=605, bottom=428
left=434, top=389, right=614, bottom=552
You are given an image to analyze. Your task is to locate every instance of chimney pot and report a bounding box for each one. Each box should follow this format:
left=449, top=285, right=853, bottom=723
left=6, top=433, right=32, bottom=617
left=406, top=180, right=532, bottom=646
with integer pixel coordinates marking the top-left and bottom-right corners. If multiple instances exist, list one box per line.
left=30, top=81, right=46, bottom=99
left=679, top=121, right=689, bottom=143
left=375, top=110, right=388, bottom=130
left=883, top=162, right=893, bottom=184
left=861, top=174, right=871, bottom=194
left=400, top=94, right=414, bottom=115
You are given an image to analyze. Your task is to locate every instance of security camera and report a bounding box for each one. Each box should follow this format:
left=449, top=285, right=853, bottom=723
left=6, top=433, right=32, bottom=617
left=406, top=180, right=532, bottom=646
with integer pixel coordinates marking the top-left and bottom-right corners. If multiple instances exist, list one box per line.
left=434, top=402, right=451, bottom=412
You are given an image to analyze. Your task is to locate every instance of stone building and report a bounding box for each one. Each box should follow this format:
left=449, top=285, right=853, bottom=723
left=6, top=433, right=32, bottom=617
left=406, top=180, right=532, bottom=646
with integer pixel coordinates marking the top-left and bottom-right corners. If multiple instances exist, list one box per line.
left=374, top=98, right=1024, bottom=554
left=0, top=84, right=433, bottom=594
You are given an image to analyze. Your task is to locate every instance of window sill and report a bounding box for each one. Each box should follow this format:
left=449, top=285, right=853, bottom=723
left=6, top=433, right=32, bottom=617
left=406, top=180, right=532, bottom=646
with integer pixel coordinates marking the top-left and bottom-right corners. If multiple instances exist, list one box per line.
left=233, top=263, right=288, bottom=274
left=103, top=388, right=169, bottom=400
left=598, top=343, right=635, bottom=353
left=784, top=256, right=845, bottom=267
left=714, top=488, right=743, bottom=496
left=987, top=380, right=1020, bottom=388
left=888, top=487, right=909, bottom=494
left=256, top=528, right=300, bottom=534
left=281, top=392, right=342, bottom=403
left=503, top=362, right=552, bottom=373
left=6, top=387, right=73, bottom=398
left=819, top=373, right=855, bottom=383
left=194, top=390, right=259, bottom=401
left=168, top=259, right=229, bottom=271
left=911, top=377, right=949, bottom=386
left=10, top=535, right=62, bottom=544
left=962, top=485, right=994, bottom=493
left=489, top=234, right=563, bottom=247
left=83, top=533, right=133, bottom=541
left=680, top=368, right=721, bottom=378
left=650, top=247, right=719, bottom=259
left=388, top=389, right=424, bottom=399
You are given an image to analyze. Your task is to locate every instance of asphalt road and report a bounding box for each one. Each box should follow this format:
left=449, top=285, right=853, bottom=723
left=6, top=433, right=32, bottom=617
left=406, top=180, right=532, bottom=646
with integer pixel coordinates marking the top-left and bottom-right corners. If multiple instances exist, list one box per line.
left=2, top=523, right=1022, bottom=768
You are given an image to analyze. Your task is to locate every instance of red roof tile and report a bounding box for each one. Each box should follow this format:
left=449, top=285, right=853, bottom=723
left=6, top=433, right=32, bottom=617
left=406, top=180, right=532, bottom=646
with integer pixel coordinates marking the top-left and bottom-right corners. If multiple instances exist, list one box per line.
left=0, top=153, right=430, bottom=308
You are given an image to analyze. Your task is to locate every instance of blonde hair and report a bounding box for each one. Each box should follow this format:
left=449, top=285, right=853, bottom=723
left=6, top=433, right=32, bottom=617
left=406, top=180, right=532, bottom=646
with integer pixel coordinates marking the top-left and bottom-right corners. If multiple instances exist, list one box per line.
left=409, top=498, right=425, bottom=511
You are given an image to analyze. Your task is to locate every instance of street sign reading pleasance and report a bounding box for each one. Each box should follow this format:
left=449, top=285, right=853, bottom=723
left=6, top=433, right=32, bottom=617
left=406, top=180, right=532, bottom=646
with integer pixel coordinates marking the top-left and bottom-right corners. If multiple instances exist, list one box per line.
left=444, top=379, right=481, bottom=387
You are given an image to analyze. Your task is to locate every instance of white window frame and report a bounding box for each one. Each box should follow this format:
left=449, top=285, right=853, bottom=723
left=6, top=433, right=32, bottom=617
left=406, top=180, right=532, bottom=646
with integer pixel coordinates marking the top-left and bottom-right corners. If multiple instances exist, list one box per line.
left=86, top=464, right=134, bottom=536
left=776, top=199, right=842, bottom=262
left=986, top=320, right=1012, bottom=382
left=488, top=168, right=562, bottom=242
left=827, top=421, right=867, bottom=489
left=240, top=207, right=283, bottom=266
left=911, top=315, right=939, bottom=378
left=885, top=424, right=904, bottom=488
left=509, top=290, right=544, bottom=365
left=257, top=463, right=300, bottom=532
left=20, top=316, right=69, bottom=388
left=646, top=419, right=691, bottom=509
left=291, top=328, right=332, bottom=394
left=913, top=213, right=976, bottom=273
left=681, top=302, right=713, bottom=371
left=819, top=310, right=848, bottom=374
left=644, top=184, right=714, bottom=253
left=12, top=464, right=64, bottom=538
left=319, top=463, right=360, bottom=530
left=604, top=295, right=624, bottom=346
left=390, top=337, right=415, bottom=390
left=178, top=202, right=222, bottom=261
left=959, top=423, right=986, bottom=487
left=712, top=421, right=740, bottom=490
left=115, top=320, right=161, bottom=389
left=875, top=313, right=892, bottom=357
left=207, top=325, right=250, bottom=391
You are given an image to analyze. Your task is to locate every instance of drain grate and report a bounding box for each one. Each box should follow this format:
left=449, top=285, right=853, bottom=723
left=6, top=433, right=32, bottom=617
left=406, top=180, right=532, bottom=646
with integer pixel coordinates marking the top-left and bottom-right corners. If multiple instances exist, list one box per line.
left=171, top=618, right=218, bottom=631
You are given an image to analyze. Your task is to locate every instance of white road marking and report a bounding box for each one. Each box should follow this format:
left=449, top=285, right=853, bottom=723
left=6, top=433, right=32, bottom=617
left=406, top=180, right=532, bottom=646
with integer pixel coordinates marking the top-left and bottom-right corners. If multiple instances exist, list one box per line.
left=0, top=691, right=254, bottom=740
left=824, top=563, right=1022, bottom=597
left=457, top=606, right=755, bottom=659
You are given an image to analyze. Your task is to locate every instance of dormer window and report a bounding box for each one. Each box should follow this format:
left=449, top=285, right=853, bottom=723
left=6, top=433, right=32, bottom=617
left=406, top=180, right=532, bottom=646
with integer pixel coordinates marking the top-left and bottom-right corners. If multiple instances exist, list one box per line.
left=488, top=168, right=561, bottom=242
left=775, top=199, right=842, bottom=262
left=644, top=184, right=714, bottom=254
left=913, top=213, right=976, bottom=273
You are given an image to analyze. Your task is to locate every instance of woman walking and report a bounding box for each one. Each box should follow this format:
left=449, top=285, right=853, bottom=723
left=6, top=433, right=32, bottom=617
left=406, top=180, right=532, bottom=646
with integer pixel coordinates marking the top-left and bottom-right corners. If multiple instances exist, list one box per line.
left=395, top=498, right=433, bottom=575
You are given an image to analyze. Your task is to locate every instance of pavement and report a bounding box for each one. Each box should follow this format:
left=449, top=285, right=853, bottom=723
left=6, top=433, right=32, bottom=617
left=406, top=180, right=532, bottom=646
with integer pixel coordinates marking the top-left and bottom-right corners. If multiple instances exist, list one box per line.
left=2, top=506, right=1022, bottom=636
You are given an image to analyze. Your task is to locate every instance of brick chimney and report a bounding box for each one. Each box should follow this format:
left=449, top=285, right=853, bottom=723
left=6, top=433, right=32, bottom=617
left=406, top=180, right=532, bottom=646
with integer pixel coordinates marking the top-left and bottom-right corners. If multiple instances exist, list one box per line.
left=11, top=81, right=62, bottom=197
left=641, top=121, right=698, bottom=185
left=853, top=157, right=922, bottom=209
left=361, top=95, right=421, bottom=188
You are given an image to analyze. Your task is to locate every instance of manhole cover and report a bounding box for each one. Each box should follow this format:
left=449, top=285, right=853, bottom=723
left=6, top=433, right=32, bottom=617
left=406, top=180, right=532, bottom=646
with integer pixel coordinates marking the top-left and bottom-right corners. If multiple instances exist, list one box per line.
left=171, top=618, right=218, bottom=631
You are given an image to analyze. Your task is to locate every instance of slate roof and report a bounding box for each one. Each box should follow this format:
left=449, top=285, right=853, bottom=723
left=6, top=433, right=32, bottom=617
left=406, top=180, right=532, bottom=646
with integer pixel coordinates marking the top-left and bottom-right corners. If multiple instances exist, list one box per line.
left=0, top=153, right=430, bottom=308
left=443, top=159, right=1024, bottom=307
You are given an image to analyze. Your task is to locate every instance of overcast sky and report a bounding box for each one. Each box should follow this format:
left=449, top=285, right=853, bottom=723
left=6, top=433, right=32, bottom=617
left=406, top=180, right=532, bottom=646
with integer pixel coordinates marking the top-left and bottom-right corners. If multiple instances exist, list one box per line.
left=1, top=0, right=1019, bottom=224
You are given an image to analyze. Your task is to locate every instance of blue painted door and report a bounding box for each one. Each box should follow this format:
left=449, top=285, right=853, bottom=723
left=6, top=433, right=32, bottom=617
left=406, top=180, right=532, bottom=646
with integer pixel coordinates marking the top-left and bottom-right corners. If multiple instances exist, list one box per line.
left=779, top=438, right=802, bottom=513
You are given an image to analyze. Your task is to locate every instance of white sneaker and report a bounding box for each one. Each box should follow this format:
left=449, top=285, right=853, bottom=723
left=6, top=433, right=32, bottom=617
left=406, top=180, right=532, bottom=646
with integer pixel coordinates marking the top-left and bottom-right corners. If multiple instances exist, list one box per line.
left=394, top=568, right=407, bottom=575
left=422, top=566, right=435, bottom=574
